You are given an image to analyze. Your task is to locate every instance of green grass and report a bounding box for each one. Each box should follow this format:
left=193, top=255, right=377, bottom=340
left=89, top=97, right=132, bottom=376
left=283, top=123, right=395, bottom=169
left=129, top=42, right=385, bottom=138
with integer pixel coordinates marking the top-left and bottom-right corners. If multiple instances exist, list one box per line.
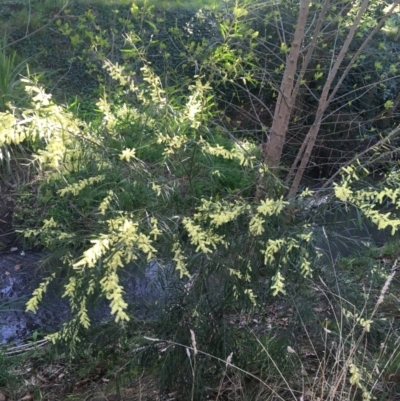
left=0, top=0, right=222, bottom=35
left=76, top=0, right=222, bottom=9
left=135, top=0, right=221, bottom=9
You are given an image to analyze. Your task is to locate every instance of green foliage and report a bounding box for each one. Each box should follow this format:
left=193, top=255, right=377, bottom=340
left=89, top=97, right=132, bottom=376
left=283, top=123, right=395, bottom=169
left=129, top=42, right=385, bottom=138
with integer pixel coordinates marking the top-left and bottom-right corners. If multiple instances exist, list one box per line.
left=0, top=33, right=28, bottom=111
left=2, top=52, right=316, bottom=371
left=0, top=36, right=38, bottom=182
left=334, top=164, right=400, bottom=235
left=3, top=0, right=400, bottom=398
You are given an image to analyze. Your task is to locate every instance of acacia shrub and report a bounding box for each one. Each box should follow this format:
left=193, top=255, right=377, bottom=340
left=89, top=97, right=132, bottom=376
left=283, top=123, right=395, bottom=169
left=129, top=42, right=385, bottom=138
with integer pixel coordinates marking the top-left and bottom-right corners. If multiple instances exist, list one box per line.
left=0, top=53, right=321, bottom=396
left=3, top=1, right=400, bottom=397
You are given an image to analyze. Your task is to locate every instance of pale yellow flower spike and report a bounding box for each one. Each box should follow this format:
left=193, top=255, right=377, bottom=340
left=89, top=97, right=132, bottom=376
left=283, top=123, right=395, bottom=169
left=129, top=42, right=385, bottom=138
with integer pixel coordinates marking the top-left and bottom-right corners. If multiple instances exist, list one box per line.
left=172, top=241, right=189, bottom=278
left=183, top=217, right=227, bottom=253
left=119, top=148, right=136, bottom=162
left=26, top=273, right=56, bottom=313
left=271, top=271, right=285, bottom=296
left=58, top=175, right=106, bottom=197
left=98, top=190, right=114, bottom=215
left=249, top=214, right=265, bottom=235
left=333, top=182, right=353, bottom=202
left=150, top=217, right=162, bottom=240
left=257, top=197, right=288, bottom=216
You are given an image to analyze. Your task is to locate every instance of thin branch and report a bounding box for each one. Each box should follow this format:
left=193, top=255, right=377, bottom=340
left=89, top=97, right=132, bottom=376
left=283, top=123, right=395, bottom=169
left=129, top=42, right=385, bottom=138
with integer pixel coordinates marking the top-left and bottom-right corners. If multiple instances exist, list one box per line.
left=26, top=0, right=32, bottom=37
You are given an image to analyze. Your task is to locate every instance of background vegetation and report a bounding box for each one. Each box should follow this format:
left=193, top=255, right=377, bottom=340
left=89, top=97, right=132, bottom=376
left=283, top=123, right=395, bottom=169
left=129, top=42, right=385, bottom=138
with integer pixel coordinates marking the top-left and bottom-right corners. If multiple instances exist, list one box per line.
left=1, top=0, right=400, bottom=400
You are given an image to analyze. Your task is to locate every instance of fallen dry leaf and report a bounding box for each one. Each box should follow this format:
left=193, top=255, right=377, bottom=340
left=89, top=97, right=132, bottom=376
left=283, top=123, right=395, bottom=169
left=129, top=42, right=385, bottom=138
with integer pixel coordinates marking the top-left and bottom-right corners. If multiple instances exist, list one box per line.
left=14, top=264, right=22, bottom=270
left=287, top=346, right=296, bottom=354
left=37, top=374, right=48, bottom=383
left=19, top=393, right=33, bottom=401
left=74, top=379, right=89, bottom=389
left=10, top=247, right=18, bottom=252
left=0, top=392, right=6, bottom=401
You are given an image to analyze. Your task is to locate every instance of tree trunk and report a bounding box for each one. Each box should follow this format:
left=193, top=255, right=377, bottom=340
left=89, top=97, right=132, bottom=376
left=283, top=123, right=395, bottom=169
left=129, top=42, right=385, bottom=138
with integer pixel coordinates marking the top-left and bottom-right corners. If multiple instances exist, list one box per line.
left=260, top=0, right=311, bottom=168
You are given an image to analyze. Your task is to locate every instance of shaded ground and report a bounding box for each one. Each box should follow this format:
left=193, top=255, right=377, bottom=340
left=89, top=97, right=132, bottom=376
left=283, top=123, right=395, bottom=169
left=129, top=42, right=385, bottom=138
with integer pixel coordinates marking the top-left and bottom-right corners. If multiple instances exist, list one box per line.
left=0, top=187, right=55, bottom=344
left=0, top=251, right=67, bottom=344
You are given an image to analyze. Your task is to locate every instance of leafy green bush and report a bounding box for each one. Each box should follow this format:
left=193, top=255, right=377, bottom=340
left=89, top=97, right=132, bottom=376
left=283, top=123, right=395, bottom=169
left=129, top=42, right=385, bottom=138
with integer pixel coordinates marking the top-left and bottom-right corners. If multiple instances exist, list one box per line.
left=0, top=54, right=317, bottom=397
left=3, top=1, right=400, bottom=398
